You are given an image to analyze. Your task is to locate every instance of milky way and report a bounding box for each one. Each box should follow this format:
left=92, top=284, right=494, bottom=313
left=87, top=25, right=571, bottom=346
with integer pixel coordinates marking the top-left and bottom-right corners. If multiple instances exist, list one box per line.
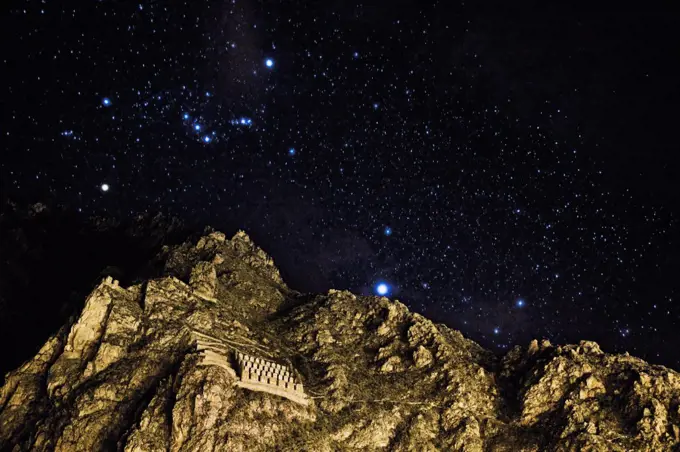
left=3, top=3, right=678, bottom=368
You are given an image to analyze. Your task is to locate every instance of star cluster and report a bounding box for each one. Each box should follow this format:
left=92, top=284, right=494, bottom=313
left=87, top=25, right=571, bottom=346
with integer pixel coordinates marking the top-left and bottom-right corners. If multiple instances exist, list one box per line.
left=3, top=3, right=678, bottom=368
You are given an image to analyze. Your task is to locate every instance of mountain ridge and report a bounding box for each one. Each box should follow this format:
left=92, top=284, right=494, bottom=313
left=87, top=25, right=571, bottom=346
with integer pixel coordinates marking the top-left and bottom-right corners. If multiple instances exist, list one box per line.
left=1, top=229, right=679, bottom=451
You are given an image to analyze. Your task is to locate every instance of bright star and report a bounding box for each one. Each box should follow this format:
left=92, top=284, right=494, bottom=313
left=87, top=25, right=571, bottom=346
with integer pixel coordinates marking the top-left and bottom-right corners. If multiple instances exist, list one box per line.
left=516, top=299, right=525, bottom=308
left=183, top=113, right=190, bottom=120
left=202, top=135, right=212, bottom=143
left=493, top=327, right=500, bottom=334
left=102, top=98, right=111, bottom=107
left=384, top=226, right=392, bottom=236
left=288, top=148, right=296, bottom=155
left=101, top=183, right=110, bottom=192
left=265, top=58, right=274, bottom=68
left=194, top=124, right=201, bottom=131
left=373, top=103, right=379, bottom=109
left=375, top=282, right=390, bottom=296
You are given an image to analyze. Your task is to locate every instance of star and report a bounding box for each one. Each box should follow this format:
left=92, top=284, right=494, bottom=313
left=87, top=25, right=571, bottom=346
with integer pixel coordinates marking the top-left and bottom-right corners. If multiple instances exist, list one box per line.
left=516, top=299, right=525, bottom=308
left=194, top=124, right=201, bottom=131
left=493, top=327, right=500, bottom=334
left=183, top=113, right=190, bottom=120
left=202, top=135, right=212, bottom=143
left=265, top=58, right=274, bottom=68
left=101, top=183, right=110, bottom=192
left=384, top=226, right=392, bottom=236
left=288, top=147, right=296, bottom=155
left=102, top=97, right=111, bottom=107
left=375, top=282, right=390, bottom=296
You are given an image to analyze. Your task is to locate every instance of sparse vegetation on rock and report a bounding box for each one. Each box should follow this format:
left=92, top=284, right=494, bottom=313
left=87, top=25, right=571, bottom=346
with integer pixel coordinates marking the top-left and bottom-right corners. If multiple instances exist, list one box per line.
left=1, top=230, right=679, bottom=451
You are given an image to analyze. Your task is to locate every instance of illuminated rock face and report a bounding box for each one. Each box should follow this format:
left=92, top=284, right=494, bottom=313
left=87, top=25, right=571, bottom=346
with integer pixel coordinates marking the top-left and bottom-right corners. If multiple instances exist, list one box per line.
left=1, top=230, right=679, bottom=451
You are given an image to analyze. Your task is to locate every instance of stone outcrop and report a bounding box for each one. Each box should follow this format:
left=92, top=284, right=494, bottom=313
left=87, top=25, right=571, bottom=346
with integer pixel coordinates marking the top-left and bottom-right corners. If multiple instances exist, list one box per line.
left=1, top=231, right=679, bottom=451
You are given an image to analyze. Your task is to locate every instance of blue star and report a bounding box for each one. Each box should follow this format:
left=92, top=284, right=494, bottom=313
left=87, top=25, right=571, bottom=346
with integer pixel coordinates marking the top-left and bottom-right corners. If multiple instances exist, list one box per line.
left=265, top=58, right=274, bottom=68
left=373, top=103, right=379, bottom=110
left=182, top=113, right=190, bottom=120
left=375, top=282, right=390, bottom=296
left=288, top=147, right=296, bottom=155
left=384, top=226, right=392, bottom=236
left=102, top=97, right=112, bottom=107
left=493, top=327, right=500, bottom=335
left=194, top=124, right=201, bottom=131
left=516, top=299, right=525, bottom=308
left=202, top=135, right=212, bottom=143
left=205, top=91, right=211, bottom=97
left=353, top=52, right=359, bottom=58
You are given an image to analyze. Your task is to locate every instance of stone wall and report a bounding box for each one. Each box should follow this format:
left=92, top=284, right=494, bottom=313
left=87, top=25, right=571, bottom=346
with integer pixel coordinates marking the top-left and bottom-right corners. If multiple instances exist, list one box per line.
left=193, top=333, right=309, bottom=406
left=235, top=352, right=309, bottom=406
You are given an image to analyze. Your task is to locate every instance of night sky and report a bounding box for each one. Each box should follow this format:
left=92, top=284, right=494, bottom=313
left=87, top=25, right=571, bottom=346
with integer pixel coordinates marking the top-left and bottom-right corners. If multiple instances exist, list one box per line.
left=3, top=3, right=679, bottom=368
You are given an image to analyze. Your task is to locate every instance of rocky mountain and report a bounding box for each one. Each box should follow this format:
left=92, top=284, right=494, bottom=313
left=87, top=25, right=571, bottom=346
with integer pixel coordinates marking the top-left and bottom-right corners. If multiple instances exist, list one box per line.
left=1, top=230, right=679, bottom=451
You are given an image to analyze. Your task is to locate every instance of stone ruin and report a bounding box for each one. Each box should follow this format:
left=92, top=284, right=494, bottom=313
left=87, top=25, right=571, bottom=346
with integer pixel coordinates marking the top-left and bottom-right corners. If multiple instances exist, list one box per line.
left=99, top=273, right=310, bottom=407
left=194, top=333, right=309, bottom=406
left=234, top=352, right=309, bottom=406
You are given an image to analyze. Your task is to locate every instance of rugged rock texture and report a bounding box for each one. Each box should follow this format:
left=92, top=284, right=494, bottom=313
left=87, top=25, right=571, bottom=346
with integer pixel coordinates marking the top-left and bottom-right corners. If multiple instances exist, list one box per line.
left=1, top=230, right=679, bottom=451
left=0, top=201, right=191, bottom=380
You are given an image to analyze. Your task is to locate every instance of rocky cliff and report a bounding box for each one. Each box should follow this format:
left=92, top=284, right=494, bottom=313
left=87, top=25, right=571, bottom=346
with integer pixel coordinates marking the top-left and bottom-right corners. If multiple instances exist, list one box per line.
left=1, top=230, right=679, bottom=451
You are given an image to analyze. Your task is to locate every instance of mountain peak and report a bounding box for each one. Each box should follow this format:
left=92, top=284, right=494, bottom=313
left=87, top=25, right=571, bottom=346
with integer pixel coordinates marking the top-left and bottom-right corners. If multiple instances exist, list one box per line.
left=1, top=231, right=679, bottom=451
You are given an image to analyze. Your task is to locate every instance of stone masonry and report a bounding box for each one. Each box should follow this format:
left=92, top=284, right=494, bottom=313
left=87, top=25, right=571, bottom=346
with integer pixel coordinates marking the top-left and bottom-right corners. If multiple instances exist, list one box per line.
left=194, top=332, right=309, bottom=406
left=235, top=352, right=309, bottom=406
